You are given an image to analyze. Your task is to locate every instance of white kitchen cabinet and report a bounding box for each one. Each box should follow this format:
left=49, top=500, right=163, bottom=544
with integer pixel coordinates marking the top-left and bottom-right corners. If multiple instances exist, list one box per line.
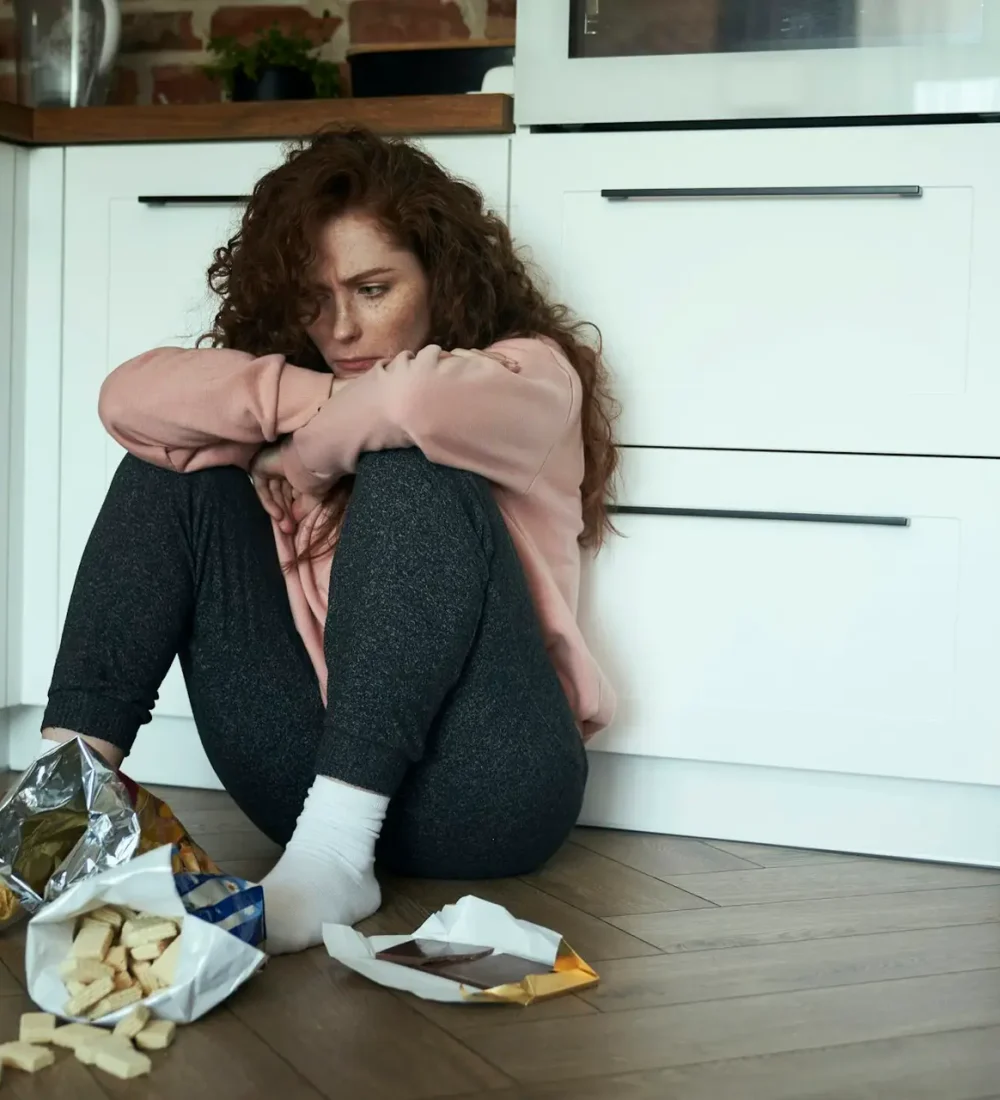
left=59, top=137, right=511, bottom=727
left=0, top=143, right=15, bottom=714
left=583, top=446, right=1000, bottom=786
left=512, top=123, right=1000, bottom=456
left=578, top=446, right=1000, bottom=863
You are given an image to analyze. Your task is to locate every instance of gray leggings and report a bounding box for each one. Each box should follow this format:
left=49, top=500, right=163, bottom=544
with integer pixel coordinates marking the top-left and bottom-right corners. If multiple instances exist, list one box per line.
left=43, top=449, right=587, bottom=878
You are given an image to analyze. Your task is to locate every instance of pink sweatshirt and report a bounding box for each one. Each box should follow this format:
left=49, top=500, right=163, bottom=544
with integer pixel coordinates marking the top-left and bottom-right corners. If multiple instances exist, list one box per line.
left=98, top=338, right=615, bottom=738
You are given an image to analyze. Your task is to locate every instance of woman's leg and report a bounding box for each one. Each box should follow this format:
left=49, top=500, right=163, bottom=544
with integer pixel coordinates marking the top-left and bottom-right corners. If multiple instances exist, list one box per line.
left=261, top=447, right=587, bottom=951
left=43, top=454, right=325, bottom=841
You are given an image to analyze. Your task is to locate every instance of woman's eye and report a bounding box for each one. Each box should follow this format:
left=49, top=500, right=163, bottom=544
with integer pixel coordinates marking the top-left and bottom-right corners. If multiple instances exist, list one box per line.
left=358, top=284, right=387, bottom=299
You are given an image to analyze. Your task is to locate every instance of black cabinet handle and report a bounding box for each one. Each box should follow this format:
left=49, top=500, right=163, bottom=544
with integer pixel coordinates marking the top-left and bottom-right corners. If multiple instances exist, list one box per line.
left=610, top=506, right=909, bottom=527
left=601, top=186, right=922, bottom=201
left=138, top=195, right=250, bottom=206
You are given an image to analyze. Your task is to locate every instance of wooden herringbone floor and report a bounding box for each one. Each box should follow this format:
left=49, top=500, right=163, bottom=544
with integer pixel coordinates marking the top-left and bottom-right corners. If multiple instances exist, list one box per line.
left=1, top=777, right=999, bottom=1099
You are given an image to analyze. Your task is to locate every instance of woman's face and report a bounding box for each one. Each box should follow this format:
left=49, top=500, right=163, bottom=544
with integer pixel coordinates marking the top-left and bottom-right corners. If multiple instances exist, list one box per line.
left=306, top=210, right=431, bottom=378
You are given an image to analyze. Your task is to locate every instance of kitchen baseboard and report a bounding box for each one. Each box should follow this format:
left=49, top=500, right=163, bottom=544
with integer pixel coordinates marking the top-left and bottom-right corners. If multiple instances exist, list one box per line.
left=582, top=751, right=1000, bottom=868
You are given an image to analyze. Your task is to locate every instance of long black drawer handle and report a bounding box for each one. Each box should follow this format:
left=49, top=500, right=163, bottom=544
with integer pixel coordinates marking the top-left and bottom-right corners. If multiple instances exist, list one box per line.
left=610, top=506, right=909, bottom=527
left=601, top=186, right=922, bottom=201
left=138, top=195, right=250, bottom=206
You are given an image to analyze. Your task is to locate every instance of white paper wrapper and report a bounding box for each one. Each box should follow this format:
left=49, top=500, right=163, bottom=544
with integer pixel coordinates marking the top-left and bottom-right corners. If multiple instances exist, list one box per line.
left=323, top=895, right=565, bottom=1004
left=26, top=846, right=265, bottom=1025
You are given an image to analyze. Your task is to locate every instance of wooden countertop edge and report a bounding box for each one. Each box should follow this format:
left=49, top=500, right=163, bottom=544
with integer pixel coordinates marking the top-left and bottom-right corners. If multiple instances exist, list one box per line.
left=0, top=94, right=513, bottom=146
left=0, top=101, right=33, bottom=145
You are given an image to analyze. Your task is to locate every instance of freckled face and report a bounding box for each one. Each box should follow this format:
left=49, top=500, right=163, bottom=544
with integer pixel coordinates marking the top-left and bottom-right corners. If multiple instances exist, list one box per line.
left=306, top=210, right=432, bottom=378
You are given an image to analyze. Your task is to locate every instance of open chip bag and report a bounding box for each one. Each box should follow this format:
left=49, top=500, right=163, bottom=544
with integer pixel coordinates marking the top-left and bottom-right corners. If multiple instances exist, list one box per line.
left=0, top=738, right=266, bottom=1021
left=0, top=738, right=221, bottom=926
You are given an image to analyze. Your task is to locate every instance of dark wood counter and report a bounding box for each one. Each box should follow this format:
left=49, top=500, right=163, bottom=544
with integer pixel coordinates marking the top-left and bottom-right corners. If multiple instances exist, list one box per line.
left=0, top=94, right=513, bottom=146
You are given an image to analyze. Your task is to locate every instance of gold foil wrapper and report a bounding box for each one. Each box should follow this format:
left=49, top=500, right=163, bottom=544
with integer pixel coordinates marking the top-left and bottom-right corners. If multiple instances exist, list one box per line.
left=459, top=942, right=599, bottom=1005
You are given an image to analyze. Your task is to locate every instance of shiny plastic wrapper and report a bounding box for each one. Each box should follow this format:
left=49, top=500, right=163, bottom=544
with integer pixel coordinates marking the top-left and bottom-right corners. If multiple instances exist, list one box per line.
left=27, top=846, right=266, bottom=1025
left=324, top=895, right=599, bottom=1005
left=0, top=739, right=219, bottom=927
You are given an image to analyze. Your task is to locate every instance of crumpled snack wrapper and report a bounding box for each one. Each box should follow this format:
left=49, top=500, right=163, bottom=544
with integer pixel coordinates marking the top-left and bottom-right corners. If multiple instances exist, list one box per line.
left=323, top=895, right=599, bottom=1005
left=0, top=739, right=218, bottom=928
left=26, top=845, right=265, bottom=1024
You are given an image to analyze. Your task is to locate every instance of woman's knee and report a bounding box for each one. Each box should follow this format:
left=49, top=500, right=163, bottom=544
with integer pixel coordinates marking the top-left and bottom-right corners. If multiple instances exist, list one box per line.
left=351, top=448, right=494, bottom=536
left=112, top=454, right=256, bottom=507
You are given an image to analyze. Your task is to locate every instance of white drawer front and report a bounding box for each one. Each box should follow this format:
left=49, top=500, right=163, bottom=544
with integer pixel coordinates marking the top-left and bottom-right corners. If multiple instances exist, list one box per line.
left=60, top=138, right=510, bottom=720
left=581, top=448, right=1000, bottom=788
left=512, top=125, right=1000, bottom=455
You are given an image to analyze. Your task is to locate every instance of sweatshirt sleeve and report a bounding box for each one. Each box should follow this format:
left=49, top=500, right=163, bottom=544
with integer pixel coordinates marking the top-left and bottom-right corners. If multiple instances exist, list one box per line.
left=98, top=346, right=335, bottom=473
left=280, top=338, right=578, bottom=497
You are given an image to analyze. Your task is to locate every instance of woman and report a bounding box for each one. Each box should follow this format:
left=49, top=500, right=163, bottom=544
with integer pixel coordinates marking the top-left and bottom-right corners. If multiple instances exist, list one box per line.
left=38, top=129, right=618, bottom=954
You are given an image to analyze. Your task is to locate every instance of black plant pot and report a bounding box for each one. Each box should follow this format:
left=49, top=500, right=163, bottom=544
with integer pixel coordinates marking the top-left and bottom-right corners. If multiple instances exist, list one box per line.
left=232, top=65, right=316, bottom=102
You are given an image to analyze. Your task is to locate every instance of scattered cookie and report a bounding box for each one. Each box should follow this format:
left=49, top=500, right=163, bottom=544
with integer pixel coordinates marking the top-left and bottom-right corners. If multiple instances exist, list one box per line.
left=135, top=1019, right=176, bottom=1051
left=19, top=1012, right=56, bottom=1044
left=0, top=1041, right=56, bottom=1072
left=94, top=1039, right=152, bottom=1079
left=113, top=1004, right=150, bottom=1041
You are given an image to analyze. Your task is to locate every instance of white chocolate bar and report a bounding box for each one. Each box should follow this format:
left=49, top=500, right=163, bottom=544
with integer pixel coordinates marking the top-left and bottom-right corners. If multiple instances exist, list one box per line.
left=149, top=934, right=182, bottom=986
left=59, top=956, right=114, bottom=983
left=51, top=1023, right=106, bottom=1051
left=65, top=974, right=115, bottom=1016
left=88, top=984, right=142, bottom=1020
left=131, top=960, right=163, bottom=996
left=72, top=919, right=114, bottom=961
left=121, top=917, right=179, bottom=950
left=113, top=1004, right=150, bottom=1041
left=135, top=1019, right=176, bottom=1051
left=94, top=1040, right=152, bottom=1079
left=18, top=1012, right=56, bottom=1044
left=0, top=1041, right=56, bottom=1072
left=105, top=944, right=128, bottom=973
left=87, top=905, right=125, bottom=930
left=130, top=939, right=169, bottom=961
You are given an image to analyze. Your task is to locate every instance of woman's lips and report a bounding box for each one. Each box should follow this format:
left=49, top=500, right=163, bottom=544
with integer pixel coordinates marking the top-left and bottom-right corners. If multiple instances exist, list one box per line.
left=334, top=357, right=380, bottom=374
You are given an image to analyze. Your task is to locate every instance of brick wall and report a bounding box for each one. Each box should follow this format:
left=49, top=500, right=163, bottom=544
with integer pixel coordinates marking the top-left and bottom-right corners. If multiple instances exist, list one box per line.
left=0, top=0, right=515, bottom=106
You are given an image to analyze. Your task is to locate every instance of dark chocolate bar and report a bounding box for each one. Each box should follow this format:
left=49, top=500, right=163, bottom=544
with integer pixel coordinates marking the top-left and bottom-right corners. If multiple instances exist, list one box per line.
left=375, top=939, right=493, bottom=969
left=434, top=952, right=550, bottom=990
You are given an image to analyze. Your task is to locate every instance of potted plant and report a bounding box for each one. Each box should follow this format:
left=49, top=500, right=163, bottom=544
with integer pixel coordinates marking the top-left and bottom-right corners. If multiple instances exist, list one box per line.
left=205, top=21, right=341, bottom=102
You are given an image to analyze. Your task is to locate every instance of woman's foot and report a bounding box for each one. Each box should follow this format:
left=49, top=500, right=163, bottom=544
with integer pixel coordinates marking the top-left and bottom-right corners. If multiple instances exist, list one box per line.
left=260, top=776, right=388, bottom=954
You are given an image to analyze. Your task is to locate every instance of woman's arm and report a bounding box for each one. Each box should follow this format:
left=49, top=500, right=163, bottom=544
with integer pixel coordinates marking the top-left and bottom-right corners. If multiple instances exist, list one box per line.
left=99, top=346, right=335, bottom=472
left=279, top=338, right=579, bottom=497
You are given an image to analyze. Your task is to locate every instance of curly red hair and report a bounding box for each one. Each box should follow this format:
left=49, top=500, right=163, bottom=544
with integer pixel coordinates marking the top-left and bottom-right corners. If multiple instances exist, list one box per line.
left=204, top=128, right=618, bottom=552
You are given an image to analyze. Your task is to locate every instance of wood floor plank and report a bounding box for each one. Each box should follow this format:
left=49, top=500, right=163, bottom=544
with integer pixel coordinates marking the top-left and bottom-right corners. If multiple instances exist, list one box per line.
left=661, top=861, right=1000, bottom=907
left=578, top=921, right=1000, bottom=1012
left=145, top=784, right=235, bottom=811
left=0, top=922, right=27, bottom=989
left=188, top=828, right=282, bottom=862
left=373, top=875, right=663, bottom=962
left=705, top=839, right=864, bottom=867
left=522, top=844, right=715, bottom=917
left=94, top=1008, right=324, bottom=1100
left=607, top=884, right=1000, bottom=953
left=0, top=956, right=22, bottom=995
left=444, top=1025, right=1000, bottom=1100
left=572, top=829, right=759, bottom=875
left=230, top=950, right=512, bottom=1099
left=220, top=856, right=278, bottom=883
left=405, top=991, right=598, bottom=1037
left=0, top=991, right=110, bottom=1099
left=457, top=968, right=1000, bottom=1083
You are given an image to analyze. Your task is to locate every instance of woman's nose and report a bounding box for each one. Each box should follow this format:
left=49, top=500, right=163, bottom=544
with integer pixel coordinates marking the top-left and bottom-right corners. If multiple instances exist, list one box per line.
left=332, top=300, right=362, bottom=343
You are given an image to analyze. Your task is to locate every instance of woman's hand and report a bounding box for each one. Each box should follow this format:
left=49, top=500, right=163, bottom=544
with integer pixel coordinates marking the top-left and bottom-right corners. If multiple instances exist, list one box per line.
left=251, top=444, right=296, bottom=534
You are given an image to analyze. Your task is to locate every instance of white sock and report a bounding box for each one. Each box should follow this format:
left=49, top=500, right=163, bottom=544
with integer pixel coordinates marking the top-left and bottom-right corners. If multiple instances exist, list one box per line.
left=260, top=776, right=388, bottom=955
